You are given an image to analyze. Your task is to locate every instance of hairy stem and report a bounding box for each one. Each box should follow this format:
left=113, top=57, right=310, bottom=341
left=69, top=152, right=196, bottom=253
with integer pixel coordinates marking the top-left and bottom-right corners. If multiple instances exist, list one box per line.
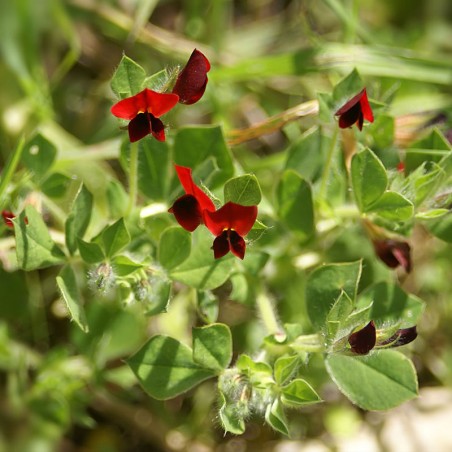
left=127, top=141, right=139, bottom=216
left=256, top=292, right=283, bottom=338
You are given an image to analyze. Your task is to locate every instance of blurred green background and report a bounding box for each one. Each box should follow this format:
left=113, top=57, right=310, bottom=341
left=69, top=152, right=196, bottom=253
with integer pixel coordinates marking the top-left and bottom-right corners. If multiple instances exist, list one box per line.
left=0, top=0, right=452, bottom=451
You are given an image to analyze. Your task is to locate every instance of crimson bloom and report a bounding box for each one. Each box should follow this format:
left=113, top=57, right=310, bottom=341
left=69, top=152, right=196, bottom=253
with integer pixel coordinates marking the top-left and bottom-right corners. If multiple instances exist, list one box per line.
left=168, top=165, right=215, bottom=232
left=172, top=49, right=211, bottom=105
left=348, top=321, right=417, bottom=355
left=203, top=202, right=258, bottom=260
left=373, top=238, right=412, bottom=273
left=335, top=88, right=374, bottom=131
left=111, top=88, right=179, bottom=142
left=2, top=210, right=15, bottom=228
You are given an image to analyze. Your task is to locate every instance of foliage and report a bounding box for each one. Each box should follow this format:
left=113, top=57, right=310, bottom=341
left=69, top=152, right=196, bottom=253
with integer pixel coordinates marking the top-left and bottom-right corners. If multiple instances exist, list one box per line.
left=0, top=0, right=451, bottom=450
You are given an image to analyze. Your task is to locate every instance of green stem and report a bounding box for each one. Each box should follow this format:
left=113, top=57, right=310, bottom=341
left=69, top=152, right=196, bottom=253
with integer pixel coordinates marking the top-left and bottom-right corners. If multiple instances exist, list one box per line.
left=256, top=292, right=283, bottom=338
left=127, top=141, right=139, bottom=216
left=319, top=127, right=339, bottom=202
left=292, top=334, right=325, bottom=353
left=0, top=136, right=26, bottom=206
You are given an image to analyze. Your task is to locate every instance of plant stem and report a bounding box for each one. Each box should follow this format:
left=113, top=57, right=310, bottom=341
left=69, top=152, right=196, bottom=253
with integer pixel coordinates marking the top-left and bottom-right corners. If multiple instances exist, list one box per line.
left=292, top=334, right=325, bottom=353
left=256, top=292, right=283, bottom=338
left=127, top=141, right=139, bottom=216
left=319, top=127, right=339, bottom=202
left=0, top=136, right=26, bottom=207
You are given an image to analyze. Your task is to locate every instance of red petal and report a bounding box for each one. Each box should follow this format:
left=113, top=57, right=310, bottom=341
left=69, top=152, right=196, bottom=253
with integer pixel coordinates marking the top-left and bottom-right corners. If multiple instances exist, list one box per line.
left=373, top=239, right=411, bottom=272
left=111, top=90, right=148, bottom=120
left=228, top=230, right=246, bottom=259
left=2, top=210, right=15, bottom=228
left=144, top=88, right=179, bottom=117
left=203, top=202, right=257, bottom=237
left=359, top=88, right=374, bottom=123
left=169, top=194, right=203, bottom=231
left=212, top=231, right=230, bottom=259
left=174, top=165, right=215, bottom=212
left=335, top=88, right=365, bottom=116
left=348, top=321, right=376, bottom=355
left=150, top=115, right=166, bottom=142
left=172, top=49, right=210, bottom=105
left=128, top=113, right=151, bottom=142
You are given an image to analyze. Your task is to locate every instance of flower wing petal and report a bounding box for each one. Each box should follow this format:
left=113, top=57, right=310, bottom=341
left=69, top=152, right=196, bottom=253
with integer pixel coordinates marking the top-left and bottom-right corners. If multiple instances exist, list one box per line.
left=335, top=88, right=365, bottom=116
left=228, top=230, right=246, bottom=259
left=348, top=321, right=376, bottom=355
left=212, top=231, right=230, bottom=259
left=128, top=113, right=151, bottom=142
left=150, top=115, right=166, bottom=142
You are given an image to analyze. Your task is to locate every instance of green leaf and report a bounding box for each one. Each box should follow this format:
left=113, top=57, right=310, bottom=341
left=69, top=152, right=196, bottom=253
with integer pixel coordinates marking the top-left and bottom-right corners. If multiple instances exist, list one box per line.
left=65, top=184, right=93, bottom=255
left=101, top=218, right=130, bottom=258
left=106, top=179, right=129, bottom=218
left=111, top=255, right=144, bottom=277
left=77, top=239, right=105, bottom=264
left=357, top=282, right=424, bottom=327
left=285, top=127, right=326, bottom=181
left=218, top=391, right=246, bottom=435
left=405, top=129, right=451, bottom=171
left=120, top=139, right=171, bottom=201
left=277, top=170, right=314, bottom=241
left=192, top=323, right=232, bottom=371
left=144, top=278, right=172, bottom=316
left=424, top=211, right=452, bottom=243
left=265, top=398, right=289, bottom=436
left=368, top=114, right=395, bottom=149
left=197, top=290, right=219, bottom=323
left=281, top=379, right=321, bottom=407
left=306, top=261, right=362, bottom=330
left=332, top=68, right=363, bottom=110
left=56, top=265, right=89, bottom=333
left=274, top=355, right=301, bottom=386
left=367, top=191, right=414, bottom=221
left=351, top=148, right=387, bottom=212
left=325, top=351, right=418, bottom=410
left=126, top=335, right=215, bottom=400
left=41, top=172, right=71, bottom=198
left=143, top=68, right=170, bottom=91
left=169, top=228, right=236, bottom=290
left=14, top=206, right=66, bottom=270
left=22, top=134, right=57, bottom=180
left=223, top=174, right=262, bottom=206
left=173, top=126, right=234, bottom=189
left=110, top=54, right=146, bottom=98
left=158, top=227, right=191, bottom=270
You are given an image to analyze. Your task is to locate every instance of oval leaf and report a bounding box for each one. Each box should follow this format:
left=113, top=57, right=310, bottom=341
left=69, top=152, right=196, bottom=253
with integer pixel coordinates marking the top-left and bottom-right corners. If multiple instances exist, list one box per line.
left=325, top=350, right=418, bottom=410
left=223, top=174, right=262, bottom=206
left=126, top=335, right=215, bottom=400
left=367, top=191, right=414, bottom=221
left=351, top=148, right=387, bottom=212
left=277, top=170, right=314, bottom=241
left=193, top=323, right=232, bottom=371
left=158, top=226, right=191, bottom=270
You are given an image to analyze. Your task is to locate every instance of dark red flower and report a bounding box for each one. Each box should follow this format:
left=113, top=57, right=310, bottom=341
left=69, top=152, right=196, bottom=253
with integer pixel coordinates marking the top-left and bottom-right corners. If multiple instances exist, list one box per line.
left=379, top=326, right=417, bottom=347
left=168, top=165, right=215, bottom=232
left=373, top=238, right=412, bottom=273
left=348, top=321, right=376, bottom=355
left=348, top=322, right=418, bottom=355
left=172, top=49, right=210, bottom=105
left=111, top=88, right=179, bottom=142
left=335, top=88, right=374, bottom=131
left=2, top=210, right=15, bottom=228
left=203, top=202, right=258, bottom=259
